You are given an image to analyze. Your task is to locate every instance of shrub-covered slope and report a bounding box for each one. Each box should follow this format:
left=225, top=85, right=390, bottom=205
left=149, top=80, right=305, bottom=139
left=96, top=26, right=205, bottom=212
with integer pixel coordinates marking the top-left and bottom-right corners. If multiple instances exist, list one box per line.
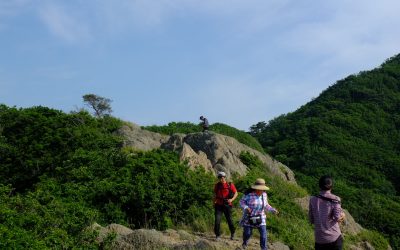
left=0, top=105, right=390, bottom=249
left=0, top=105, right=214, bottom=248
left=250, top=54, right=400, bottom=247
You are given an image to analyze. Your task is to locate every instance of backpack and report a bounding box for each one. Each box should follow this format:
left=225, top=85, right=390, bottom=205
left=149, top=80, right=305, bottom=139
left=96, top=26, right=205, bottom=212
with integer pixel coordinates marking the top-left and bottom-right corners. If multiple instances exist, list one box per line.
left=217, top=182, right=234, bottom=199
left=316, top=194, right=341, bottom=204
left=315, top=194, right=345, bottom=223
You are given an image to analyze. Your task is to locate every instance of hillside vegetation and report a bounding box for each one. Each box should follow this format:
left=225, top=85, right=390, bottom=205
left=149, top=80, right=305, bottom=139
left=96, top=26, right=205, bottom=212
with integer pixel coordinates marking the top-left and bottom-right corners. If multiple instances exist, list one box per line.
left=0, top=104, right=391, bottom=249
left=0, top=105, right=214, bottom=248
left=250, top=54, right=400, bottom=248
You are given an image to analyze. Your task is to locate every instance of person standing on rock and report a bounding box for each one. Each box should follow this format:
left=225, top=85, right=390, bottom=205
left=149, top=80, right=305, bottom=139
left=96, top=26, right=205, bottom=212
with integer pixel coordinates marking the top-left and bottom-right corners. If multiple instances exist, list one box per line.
left=199, top=116, right=209, bottom=132
left=213, top=171, right=238, bottom=241
left=239, top=178, right=279, bottom=250
left=309, top=175, right=345, bottom=250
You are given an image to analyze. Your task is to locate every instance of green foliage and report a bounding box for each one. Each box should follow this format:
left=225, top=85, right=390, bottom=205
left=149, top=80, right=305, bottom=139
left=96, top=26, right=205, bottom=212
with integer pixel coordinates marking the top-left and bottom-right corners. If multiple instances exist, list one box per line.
left=92, top=149, right=214, bottom=230
left=0, top=105, right=123, bottom=191
left=0, top=105, right=215, bottom=247
left=0, top=183, right=99, bottom=249
left=250, top=54, right=400, bottom=247
left=144, top=122, right=201, bottom=134
left=345, top=229, right=390, bottom=250
left=82, top=93, right=113, bottom=118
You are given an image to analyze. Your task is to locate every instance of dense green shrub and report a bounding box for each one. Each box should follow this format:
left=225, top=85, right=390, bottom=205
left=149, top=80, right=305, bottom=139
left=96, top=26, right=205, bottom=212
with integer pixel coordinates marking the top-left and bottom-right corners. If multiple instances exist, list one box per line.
left=91, top=149, right=214, bottom=230
left=144, top=122, right=201, bottom=134
left=0, top=105, right=123, bottom=191
left=0, top=183, right=99, bottom=249
left=0, top=105, right=216, bottom=247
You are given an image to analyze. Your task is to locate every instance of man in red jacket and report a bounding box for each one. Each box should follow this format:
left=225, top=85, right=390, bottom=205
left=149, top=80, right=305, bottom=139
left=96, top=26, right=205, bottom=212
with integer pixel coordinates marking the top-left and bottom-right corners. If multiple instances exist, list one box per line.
left=213, top=171, right=238, bottom=241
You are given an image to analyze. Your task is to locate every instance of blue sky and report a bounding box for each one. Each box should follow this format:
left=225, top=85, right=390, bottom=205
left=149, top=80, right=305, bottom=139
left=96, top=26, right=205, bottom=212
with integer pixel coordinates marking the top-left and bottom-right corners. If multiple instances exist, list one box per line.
left=1, top=0, right=400, bottom=130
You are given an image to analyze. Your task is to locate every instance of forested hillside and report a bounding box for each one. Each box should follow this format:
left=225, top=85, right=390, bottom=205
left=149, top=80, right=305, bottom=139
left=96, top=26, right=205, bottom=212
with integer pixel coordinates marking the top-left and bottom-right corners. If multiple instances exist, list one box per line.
left=250, top=54, right=400, bottom=247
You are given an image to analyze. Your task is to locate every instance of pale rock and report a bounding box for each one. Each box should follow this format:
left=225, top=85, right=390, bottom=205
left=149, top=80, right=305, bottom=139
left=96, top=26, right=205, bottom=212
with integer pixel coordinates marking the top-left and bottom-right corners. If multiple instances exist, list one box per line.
left=116, top=123, right=169, bottom=151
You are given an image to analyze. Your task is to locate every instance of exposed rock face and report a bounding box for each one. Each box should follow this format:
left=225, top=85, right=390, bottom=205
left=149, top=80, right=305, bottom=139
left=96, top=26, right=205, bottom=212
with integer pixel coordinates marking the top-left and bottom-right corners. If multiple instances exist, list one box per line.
left=117, top=125, right=295, bottom=183
left=180, top=143, right=213, bottom=172
left=116, top=123, right=169, bottom=151
left=162, top=132, right=296, bottom=183
left=92, top=223, right=290, bottom=250
left=91, top=223, right=134, bottom=243
left=161, top=133, right=214, bottom=172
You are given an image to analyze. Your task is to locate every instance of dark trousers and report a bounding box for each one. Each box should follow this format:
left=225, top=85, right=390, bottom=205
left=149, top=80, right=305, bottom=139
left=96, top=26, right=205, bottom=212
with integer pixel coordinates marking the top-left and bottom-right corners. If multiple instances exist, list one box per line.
left=315, top=235, right=343, bottom=250
left=214, top=204, right=235, bottom=237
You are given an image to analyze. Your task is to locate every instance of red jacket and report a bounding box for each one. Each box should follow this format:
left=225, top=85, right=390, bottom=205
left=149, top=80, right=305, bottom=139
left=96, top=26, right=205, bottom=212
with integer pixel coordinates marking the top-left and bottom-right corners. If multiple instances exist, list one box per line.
left=214, top=182, right=237, bottom=206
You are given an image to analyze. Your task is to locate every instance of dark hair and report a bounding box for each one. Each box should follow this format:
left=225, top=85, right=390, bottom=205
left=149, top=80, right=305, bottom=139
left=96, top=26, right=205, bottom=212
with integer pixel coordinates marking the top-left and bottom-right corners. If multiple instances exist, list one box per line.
left=319, top=175, right=333, bottom=190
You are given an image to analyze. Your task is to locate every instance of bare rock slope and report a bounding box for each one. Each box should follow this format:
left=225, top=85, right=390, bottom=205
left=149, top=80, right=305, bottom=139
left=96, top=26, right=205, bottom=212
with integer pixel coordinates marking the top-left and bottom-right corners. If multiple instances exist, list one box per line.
left=117, top=123, right=295, bottom=183
left=117, top=123, right=169, bottom=151
left=92, top=223, right=289, bottom=250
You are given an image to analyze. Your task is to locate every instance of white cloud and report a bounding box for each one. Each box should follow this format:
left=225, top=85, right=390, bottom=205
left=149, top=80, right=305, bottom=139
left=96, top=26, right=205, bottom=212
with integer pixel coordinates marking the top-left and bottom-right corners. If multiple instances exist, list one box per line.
left=38, top=3, right=92, bottom=43
left=279, top=0, right=400, bottom=71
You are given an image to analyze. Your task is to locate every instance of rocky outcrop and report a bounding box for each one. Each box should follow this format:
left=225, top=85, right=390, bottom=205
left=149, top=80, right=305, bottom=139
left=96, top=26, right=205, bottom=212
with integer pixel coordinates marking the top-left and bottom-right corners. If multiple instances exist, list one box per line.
left=116, top=122, right=169, bottom=151
left=92, top=223, right=290, bottom=250
left=180, top=143, right=214, bottom=172
left=161, top=131, right=296, bottom=183
left=117, top=125, right=295, bottom=183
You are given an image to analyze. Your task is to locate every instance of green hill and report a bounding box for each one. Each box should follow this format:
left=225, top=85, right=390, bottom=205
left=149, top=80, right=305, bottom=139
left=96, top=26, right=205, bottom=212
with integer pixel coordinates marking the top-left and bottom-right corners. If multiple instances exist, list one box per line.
left=250, top=54, right=400, bottom=247
left=0, top=104, right=390, bottom=249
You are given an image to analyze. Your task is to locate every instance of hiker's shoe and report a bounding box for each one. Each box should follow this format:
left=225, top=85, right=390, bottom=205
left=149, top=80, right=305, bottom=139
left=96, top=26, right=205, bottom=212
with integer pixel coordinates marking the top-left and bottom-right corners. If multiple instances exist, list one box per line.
left=241, top=244, right=247, bottom=249
left=230, top=234, right=234, bottom=240
left=215, top=236, right=220, bottom=241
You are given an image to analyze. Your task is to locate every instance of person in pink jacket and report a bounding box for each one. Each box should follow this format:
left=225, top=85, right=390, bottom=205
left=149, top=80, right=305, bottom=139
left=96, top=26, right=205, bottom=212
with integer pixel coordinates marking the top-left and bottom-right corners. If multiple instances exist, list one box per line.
left=309, top=175, right=346, bottom=250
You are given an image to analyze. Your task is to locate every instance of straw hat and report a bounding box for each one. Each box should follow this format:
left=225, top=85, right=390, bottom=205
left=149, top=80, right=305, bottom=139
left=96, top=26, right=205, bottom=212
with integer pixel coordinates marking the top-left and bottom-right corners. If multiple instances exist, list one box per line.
left=251, top=178, right=270, bottom=191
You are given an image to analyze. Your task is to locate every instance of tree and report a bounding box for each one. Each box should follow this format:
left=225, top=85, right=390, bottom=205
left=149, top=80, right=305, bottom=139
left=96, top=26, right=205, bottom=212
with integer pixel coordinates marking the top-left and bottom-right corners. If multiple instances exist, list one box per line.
left=82, top=94, right=112, bottom=118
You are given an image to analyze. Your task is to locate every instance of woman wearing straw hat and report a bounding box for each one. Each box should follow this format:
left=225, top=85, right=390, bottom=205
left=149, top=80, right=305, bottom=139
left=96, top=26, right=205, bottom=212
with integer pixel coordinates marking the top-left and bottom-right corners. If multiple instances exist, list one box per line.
left=239, top=178, right=279, bottom=250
